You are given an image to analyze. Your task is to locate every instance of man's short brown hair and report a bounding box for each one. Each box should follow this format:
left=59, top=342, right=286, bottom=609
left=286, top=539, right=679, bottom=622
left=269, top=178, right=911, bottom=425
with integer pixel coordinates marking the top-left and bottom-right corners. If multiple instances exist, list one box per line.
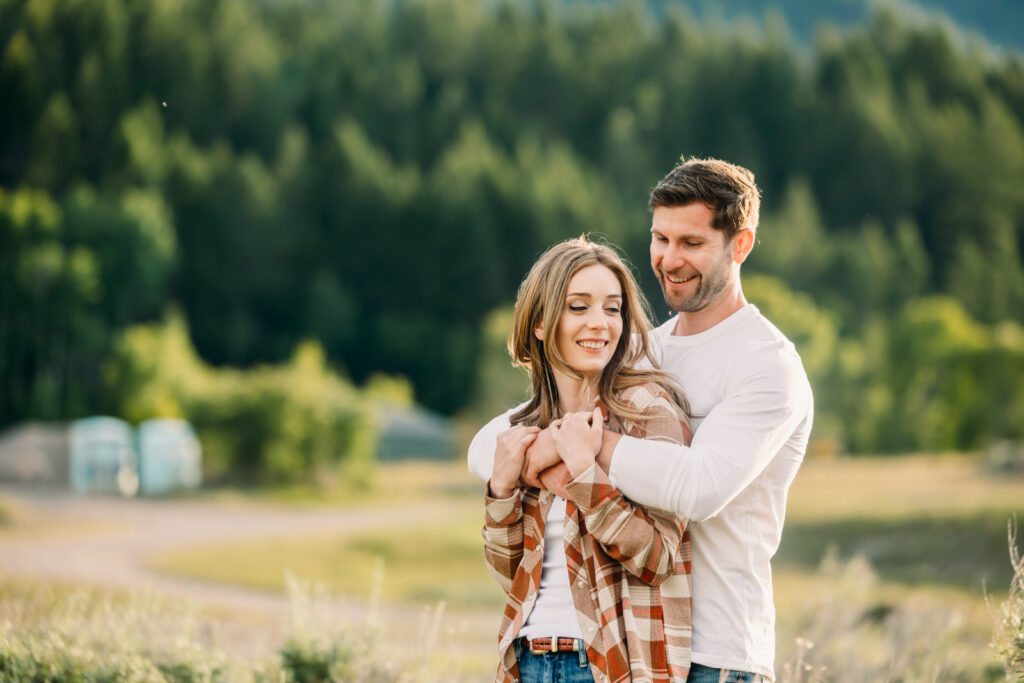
left=649, top=157, right=761, bottom=242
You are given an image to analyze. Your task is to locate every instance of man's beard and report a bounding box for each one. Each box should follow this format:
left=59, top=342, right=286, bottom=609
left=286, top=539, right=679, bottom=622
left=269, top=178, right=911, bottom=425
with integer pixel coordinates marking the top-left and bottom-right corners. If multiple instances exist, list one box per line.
left=660, top=252, right=732, bottom=313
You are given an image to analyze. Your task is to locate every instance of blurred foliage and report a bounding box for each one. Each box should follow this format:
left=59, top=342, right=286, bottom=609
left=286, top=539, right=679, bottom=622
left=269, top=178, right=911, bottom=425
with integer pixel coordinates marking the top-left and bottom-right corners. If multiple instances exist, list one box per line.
left=103, top=312, right=379, bottom=484
left=1, top=0, right=1023, bottom=456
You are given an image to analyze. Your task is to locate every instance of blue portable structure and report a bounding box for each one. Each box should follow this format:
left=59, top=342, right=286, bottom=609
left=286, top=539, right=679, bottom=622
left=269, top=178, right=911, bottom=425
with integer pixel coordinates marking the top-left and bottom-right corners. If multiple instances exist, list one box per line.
left=377, top=407, right=456, bottom=461
left=69, top=416, right=138, bottom=496
left=137, top=418, right=202, bottom=495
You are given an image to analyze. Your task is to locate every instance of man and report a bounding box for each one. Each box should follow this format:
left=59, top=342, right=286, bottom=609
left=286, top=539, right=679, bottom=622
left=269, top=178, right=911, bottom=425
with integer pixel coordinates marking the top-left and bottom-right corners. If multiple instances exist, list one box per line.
left=469, top=157, right=814, bottom=682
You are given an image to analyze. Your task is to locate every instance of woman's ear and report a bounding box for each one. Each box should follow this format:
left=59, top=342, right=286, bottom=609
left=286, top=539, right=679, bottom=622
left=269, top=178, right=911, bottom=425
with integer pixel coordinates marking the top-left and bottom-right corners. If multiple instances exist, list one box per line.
left=534, top=321, right=545, bottom=341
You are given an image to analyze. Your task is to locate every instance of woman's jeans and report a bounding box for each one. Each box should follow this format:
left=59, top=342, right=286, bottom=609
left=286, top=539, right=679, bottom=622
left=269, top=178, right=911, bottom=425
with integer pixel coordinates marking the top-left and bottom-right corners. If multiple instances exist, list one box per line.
left=514, top=638, right=594, bottom=683
left=686, top=663, right=766, bottom=683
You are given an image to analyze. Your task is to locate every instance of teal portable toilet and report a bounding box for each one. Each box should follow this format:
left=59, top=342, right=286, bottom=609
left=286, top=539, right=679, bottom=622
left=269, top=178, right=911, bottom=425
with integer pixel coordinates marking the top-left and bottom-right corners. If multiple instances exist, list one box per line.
left=137, top=418, right=202, bottom=495
left=377, top=407, right=456, bottom=461
left=69, top=417, right=138, bottom=496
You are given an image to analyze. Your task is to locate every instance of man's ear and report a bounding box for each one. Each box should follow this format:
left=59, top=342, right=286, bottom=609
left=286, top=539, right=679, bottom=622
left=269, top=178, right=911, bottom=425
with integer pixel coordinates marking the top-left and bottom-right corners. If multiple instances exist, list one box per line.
left=733, top=228, right=755, bottom=265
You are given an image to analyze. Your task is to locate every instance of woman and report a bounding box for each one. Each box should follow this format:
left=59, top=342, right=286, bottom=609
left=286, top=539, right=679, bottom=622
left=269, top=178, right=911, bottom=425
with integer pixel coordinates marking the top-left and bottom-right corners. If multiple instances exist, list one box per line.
left=483, top=237, right=693, bottom=683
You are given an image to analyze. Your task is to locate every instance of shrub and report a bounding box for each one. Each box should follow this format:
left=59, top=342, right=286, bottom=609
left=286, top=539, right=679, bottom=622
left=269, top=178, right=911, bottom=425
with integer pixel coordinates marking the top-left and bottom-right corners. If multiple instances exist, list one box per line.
left=103, top=312, right=380, bottom=484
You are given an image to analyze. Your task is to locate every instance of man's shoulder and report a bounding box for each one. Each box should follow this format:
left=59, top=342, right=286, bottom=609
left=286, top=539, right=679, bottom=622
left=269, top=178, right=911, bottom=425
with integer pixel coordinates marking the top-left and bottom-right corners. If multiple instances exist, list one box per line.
left=734, top=307, right=809, bottom=374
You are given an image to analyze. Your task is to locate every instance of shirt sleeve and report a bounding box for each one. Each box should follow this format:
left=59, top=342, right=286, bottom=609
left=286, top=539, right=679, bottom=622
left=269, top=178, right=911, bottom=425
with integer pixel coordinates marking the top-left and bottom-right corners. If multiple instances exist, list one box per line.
left=562, top=385, right=690, bottom=586
left=467, top=410, right=515, bottom=481
left=609, top=350, right=813, bottom=521
left=481, top=488, right=525, bottom=595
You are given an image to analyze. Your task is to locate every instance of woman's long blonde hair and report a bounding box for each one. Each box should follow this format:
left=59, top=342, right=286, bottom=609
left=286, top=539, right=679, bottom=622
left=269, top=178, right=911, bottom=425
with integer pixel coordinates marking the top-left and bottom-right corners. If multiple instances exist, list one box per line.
left=508, top=237, right=688, bottom=428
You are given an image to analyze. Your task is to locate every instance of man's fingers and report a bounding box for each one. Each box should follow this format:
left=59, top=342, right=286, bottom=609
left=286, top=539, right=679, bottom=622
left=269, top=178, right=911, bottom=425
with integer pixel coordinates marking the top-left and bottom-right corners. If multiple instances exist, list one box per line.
left=522, top=465, right=543, bottom=489
left=538, top=463, right=572, bottom=498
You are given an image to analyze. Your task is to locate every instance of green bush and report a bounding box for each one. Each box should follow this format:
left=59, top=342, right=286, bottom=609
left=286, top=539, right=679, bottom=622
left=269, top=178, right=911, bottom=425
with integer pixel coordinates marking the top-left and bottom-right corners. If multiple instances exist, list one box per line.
left=103, top=312, right=379, bottom=484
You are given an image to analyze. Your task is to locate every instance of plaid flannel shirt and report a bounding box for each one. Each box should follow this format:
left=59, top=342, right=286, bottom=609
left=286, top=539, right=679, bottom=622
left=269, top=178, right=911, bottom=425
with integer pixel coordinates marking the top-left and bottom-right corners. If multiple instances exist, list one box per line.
left=483, top=383, right=692, bottom=683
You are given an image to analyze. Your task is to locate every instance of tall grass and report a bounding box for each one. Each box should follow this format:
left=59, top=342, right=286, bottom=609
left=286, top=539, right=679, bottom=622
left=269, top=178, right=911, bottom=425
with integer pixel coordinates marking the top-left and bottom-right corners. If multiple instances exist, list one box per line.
left=0, top=577, right=417, bottom=682
left=776, top=549, right=1004, bottom=682
left=990, top=521, right=1024, bottom=681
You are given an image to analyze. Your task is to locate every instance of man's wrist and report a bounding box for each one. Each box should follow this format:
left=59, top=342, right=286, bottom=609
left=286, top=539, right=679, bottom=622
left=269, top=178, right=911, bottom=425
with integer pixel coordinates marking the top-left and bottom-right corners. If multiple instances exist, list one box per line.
left=595, top=430, right=622, bottom=474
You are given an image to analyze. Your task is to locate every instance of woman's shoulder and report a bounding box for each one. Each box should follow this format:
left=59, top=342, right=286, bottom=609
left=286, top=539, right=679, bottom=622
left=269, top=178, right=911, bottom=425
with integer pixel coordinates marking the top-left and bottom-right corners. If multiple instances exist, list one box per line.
left=618, top=381, right=675, bottom=411
left=615, top=381, right=690, bottom=444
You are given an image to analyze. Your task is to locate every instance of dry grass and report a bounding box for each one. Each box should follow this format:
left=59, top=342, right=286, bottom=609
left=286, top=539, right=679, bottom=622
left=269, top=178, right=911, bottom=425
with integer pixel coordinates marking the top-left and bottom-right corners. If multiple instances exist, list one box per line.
left=7, top=456, right=1023, bottom=681
left=989, top=521, right=1024, bottom=681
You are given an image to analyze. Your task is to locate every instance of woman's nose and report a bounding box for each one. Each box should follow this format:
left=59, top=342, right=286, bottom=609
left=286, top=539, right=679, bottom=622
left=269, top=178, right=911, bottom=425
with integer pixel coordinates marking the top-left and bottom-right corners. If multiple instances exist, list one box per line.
left=586, top=311, right=608, bottom=328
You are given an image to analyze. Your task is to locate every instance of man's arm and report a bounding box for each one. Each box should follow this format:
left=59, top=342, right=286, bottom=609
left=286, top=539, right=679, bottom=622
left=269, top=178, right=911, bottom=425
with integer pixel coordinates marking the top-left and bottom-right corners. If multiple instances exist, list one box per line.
left=607, top=355, right=812, bottom=521
left=467, top=411, right=513, bottom=480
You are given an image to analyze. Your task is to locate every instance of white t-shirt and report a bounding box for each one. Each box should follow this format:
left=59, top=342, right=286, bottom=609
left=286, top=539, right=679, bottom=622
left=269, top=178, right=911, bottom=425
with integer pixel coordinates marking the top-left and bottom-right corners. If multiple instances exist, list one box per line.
left=468, top=304, right=813, bottom=679
left=517, top=496, right=584, bottom=641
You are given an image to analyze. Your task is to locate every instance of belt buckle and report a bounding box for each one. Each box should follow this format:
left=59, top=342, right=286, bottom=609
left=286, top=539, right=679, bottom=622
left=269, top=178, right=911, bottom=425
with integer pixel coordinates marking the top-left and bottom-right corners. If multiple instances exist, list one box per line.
left=527, top=637, right=577, bottom=655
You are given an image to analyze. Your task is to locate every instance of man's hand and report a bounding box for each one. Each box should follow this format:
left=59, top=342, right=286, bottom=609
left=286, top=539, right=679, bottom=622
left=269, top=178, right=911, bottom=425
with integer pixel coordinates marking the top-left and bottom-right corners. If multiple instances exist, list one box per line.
left=522, top=426, right=561, bottom=488
left=538, top=462, right=572, bottom=499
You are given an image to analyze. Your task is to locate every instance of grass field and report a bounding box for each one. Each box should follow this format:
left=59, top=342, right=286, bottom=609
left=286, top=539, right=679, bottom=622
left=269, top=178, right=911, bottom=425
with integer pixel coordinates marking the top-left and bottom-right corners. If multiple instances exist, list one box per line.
left=141, top=455, right=1024, bottom=680
left=5, top=455, right=1022, bottom=680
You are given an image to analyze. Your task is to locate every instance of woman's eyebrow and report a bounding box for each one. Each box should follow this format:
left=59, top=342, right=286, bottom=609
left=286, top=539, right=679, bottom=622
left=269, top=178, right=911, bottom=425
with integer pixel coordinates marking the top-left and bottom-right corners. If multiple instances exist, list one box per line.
left=566, top=292, right=622, bottom=298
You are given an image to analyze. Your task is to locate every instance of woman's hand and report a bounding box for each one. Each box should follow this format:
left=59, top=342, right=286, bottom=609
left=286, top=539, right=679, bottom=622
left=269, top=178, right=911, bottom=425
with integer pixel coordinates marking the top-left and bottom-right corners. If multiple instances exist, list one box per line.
left=489, top=425, right=541, bottom=498
left=550, top=407, right=604, bottom=479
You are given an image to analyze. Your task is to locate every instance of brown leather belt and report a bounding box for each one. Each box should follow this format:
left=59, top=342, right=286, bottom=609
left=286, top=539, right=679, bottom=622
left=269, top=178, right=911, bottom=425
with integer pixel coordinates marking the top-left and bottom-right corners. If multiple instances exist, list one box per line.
left=521, top=636, right=581, bottom=655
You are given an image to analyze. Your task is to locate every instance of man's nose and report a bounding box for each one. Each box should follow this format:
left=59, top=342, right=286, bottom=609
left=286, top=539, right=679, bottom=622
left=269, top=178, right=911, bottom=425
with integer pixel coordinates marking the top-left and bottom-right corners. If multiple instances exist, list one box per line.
left=661, top=244, right=687, bottom=271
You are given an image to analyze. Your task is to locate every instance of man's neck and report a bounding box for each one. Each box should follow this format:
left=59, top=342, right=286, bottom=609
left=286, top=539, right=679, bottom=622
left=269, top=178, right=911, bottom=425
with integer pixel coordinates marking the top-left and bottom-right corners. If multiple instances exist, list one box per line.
left=672, top=285, right=747, bottom=336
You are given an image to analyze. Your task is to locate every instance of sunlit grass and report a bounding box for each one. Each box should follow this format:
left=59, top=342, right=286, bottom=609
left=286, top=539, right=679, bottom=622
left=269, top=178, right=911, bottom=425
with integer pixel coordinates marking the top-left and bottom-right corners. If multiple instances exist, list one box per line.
left=105, top=455, right=1024, bottom=680
left=205, top=460, right=483, bottom=507
left=148, top=501, right=504, bottom=610
left=779, top=454, right=1024, bottom=594
left=0, top=495, right=13, bottom=526
left=786, top=454, right=1024, bottom=522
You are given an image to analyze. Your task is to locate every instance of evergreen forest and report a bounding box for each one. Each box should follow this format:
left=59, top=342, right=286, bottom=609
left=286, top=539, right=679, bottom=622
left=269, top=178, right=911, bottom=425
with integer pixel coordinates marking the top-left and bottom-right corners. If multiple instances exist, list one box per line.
left=3, top=0, right=1024, bottom=480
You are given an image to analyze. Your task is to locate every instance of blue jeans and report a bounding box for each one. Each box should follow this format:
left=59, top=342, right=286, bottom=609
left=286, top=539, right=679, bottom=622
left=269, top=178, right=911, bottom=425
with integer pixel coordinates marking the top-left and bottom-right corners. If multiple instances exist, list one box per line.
left=514, top=638, right=593, bottom=683
left=686, top=663, right=765, bottom=683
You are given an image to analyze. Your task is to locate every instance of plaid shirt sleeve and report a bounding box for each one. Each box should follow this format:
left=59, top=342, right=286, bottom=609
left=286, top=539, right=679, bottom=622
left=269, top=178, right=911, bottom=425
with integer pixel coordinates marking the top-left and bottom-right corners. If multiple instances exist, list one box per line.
left=562, top=385, right=691, bottom=586
left=481, top=486, right=525, bottom=595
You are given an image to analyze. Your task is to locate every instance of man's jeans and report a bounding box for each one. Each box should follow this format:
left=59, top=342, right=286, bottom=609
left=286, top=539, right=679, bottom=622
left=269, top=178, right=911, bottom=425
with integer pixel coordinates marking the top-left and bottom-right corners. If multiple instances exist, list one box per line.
left=686, top=662, right=767, bottom=683
left=514, top=638, right=593, bottom=683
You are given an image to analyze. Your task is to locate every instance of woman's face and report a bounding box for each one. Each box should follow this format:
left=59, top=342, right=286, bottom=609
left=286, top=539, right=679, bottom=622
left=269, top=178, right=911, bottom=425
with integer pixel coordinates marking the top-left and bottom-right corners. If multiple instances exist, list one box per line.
left=553, top=264, right=624, bottom=381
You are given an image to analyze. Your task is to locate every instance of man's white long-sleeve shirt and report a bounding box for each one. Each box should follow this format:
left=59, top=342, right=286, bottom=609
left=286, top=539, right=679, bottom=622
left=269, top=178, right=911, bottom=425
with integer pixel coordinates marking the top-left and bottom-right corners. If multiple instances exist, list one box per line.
left=468, top=304, right=813, bottom=680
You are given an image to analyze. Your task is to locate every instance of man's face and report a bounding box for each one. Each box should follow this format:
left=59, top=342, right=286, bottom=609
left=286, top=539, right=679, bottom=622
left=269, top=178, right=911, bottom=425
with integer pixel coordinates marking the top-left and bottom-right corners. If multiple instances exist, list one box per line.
left=650, top=203, right=736, bottom=313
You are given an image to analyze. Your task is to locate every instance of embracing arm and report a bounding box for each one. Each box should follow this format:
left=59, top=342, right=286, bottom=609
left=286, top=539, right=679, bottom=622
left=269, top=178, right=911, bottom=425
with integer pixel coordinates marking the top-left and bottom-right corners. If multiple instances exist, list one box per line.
left=467, top=411, right=513, bottom=481
left=560, top=388, right=692, bottom=585
left=606, top=353, right=813, bottom=521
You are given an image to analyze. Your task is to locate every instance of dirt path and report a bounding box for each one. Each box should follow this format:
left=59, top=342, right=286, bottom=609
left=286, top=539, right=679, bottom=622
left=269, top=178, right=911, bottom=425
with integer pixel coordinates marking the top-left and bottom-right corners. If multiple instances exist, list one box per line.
left=0, top=486, right=495, bottom=660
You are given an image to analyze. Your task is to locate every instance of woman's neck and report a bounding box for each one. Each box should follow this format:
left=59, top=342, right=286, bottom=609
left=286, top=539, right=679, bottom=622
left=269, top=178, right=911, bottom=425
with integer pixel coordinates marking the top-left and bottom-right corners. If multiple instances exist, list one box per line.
left=552, top=368, right=599, bottom=414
